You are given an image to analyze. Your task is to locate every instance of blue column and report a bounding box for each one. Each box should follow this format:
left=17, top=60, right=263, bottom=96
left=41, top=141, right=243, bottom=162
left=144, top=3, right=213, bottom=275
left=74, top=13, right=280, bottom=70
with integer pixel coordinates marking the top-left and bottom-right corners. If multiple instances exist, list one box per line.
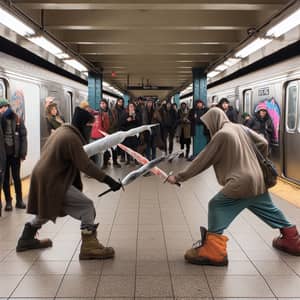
left=174, top=93, right=180, bottom=107
left=192, top=67, right=207, bottom=156
left=88, top=72, right=102, bottom=110
left=123, top=94, right=130, bottom=107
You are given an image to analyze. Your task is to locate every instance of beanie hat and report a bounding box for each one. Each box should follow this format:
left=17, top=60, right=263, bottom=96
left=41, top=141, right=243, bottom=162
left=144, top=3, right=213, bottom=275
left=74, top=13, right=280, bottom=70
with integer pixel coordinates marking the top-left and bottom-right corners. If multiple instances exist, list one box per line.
left=0, top=98, right=9, bottom=108
left=241, top=112, right=250, bottom=119
left=255, top=102, right=267, bottom=113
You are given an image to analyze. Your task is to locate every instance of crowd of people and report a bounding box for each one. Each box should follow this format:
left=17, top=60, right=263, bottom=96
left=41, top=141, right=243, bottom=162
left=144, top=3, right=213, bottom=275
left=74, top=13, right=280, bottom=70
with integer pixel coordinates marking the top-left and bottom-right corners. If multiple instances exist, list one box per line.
left=1, top=94, right=298, bottom=265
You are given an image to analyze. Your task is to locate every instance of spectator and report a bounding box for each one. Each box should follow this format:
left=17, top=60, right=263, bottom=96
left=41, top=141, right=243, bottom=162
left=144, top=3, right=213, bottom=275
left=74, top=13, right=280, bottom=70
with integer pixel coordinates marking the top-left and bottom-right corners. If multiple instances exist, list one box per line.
left=45, top=101, right=65, bottom=135
left=217, top=98, right=238, bottom=123
left=111, top=98, right=126, bottom=162
left=0, top=100, right=6, bottom=216
left=161, top=101, right=177, bottom=154
left=90, top=99, right=121, bottom=169
left=120, top=102, right=141, bottom=164
left=0, top=99, right=27, bottom=211
left=241, top=112, right=253, bottom=128
left=250, top=104, right=275, bottom=145
left=178, top=102, right=192, bottom=159
left=188, top=100, right=209, bottom=160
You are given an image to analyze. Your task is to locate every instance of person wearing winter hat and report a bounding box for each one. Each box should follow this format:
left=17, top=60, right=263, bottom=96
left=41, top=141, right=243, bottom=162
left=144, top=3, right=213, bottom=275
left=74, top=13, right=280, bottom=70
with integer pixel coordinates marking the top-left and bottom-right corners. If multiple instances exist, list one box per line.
left=16, top=110, right=122, bottom=260
left=241, top=112, right=253, bottom=128
left=0, top=98, right=27, bottom=211
left=250, top=103, right=275, bottom=145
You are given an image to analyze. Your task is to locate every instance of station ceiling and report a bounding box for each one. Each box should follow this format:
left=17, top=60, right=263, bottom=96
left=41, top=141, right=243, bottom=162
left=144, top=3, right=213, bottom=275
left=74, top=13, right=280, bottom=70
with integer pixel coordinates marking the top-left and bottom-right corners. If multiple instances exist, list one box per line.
left=11, top=0, right=292, bottom=97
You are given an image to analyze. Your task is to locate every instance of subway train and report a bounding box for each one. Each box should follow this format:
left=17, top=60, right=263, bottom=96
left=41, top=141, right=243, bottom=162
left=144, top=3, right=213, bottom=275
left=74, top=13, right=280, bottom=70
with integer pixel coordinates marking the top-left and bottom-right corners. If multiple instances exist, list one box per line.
left=207, top=55, right=300, bottom=185
left=0, top=51, right=120, bottom=178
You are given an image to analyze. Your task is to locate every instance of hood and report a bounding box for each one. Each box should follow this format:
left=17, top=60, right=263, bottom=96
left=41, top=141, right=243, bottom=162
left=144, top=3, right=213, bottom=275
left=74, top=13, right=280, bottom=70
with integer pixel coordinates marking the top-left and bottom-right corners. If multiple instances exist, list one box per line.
left=200, top=107, right=230, bottom=137
left=71, top=107, right=94, bottom=139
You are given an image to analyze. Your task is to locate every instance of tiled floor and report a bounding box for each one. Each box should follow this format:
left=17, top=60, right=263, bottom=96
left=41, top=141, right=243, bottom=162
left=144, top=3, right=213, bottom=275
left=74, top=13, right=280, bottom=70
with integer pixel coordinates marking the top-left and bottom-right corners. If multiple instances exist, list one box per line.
left=0, top=157, right=300, bottom=300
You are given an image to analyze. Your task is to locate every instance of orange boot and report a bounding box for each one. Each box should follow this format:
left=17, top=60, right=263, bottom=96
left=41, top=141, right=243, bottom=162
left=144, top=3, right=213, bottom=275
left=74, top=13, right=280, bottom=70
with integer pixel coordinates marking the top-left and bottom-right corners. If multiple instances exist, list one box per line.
left=184, top=227, right=228, bottom=266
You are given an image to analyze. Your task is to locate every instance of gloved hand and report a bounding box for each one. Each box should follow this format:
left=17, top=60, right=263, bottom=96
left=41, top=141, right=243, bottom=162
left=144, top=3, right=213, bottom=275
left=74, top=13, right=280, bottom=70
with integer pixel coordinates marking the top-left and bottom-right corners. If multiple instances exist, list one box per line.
left=103, top=175, right=122, bottom=191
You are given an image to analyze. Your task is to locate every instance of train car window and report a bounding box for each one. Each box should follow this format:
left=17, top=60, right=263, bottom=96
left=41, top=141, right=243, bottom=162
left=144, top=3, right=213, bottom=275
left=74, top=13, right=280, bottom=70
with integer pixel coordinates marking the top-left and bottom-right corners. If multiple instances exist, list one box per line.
left=64, top=91, right=73, bottom=122
left=212, top=95, right=218, bottom=103
left=243, top=90, right=252, bottom=114
left=286, top=82, right=298, bottom=132
left=0, top=79, right=6, bottom=98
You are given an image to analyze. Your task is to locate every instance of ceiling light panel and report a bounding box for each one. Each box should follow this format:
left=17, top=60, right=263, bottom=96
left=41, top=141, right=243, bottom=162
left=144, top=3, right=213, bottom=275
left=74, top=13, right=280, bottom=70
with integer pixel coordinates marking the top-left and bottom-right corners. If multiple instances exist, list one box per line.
left=266, top=8, right=300, bottom=38
left=235, top=38, right=272, bottom=58
left=0, top=7, right=35, bottom=36
left=64, top=59, right=87, bottom=72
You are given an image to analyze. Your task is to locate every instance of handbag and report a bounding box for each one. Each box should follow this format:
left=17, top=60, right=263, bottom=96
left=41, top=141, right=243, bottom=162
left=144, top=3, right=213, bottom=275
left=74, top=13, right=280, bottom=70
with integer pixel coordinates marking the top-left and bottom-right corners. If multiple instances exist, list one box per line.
left=244, top=128, right=278, bottom=189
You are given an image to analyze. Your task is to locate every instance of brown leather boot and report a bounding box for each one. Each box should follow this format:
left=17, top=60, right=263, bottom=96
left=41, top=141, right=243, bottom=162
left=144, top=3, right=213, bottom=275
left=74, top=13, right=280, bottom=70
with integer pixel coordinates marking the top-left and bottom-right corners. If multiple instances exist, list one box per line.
left=16, top=222, right=52, bottom=252
left=184, top=227, right=228, bottom=266
left=273, top=225, right=300, bottom=256
left=79, top=229, right=115, bottom=260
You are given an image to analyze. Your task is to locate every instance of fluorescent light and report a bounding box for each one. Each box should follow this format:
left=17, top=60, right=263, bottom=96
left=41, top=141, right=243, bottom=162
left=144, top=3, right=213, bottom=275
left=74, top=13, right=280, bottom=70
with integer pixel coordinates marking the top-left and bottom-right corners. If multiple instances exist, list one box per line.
left=215, top=64, right=228, bottom=72
left=235, top=38, right=272, bottom=58
left=103, top=81, right=111, bottom=88
left=207, top=71, right=220, bottom=78
left=267, top=8, right=300, bottom=38
left=55, top=53, right=69, bottom=59
left=64, top=59, right=87, bottom=72
left=29, top=36, right=63, bottom=55
left=0, top=7, right=35, bottom=36
left=224, top=58, right=241, bottom=67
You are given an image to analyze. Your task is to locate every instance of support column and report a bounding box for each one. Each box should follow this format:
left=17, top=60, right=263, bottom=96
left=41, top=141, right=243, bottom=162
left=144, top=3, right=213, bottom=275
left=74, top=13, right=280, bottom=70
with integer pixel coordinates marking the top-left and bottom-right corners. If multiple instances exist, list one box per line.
left=88, top=72, right=102, bottom=110
left=174, top=93, right=180, bottom=107
left=123, top=94, right=130, bottom=107
left=192, top=68, right=207, bottom=156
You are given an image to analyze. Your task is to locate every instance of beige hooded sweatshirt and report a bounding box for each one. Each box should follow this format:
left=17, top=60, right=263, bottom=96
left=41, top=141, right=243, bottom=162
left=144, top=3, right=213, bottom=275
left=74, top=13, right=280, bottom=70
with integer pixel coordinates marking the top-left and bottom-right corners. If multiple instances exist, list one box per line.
left=176, top=107, right=268, bottom=198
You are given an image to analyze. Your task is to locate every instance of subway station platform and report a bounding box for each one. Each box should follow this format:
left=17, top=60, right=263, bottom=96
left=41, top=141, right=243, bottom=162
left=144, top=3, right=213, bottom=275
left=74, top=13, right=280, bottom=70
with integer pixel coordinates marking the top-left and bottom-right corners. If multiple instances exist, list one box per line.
left=0, top=158, right=300, bottom=300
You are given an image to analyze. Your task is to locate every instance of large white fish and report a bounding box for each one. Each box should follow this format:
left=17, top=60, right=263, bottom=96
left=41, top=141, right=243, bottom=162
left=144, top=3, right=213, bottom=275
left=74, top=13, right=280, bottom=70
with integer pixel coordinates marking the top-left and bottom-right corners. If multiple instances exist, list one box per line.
left=83, top=124, right=158, bottom=157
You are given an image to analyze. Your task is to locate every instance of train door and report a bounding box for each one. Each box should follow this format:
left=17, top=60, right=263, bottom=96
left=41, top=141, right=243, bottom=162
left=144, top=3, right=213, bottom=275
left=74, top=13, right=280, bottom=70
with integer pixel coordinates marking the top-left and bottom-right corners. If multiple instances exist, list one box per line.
left=243, top=89, right=252, bottom=113
left=64, top=91, right=73, bottom=122
left=0, top=79, right=7, bottom=98
left=284, top=81, right=300, bottom=182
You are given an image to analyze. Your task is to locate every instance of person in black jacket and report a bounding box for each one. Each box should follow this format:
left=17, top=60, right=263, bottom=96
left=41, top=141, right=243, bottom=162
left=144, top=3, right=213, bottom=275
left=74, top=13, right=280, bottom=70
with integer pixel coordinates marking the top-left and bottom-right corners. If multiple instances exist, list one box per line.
left=0, top=99, right=27, bottom=211
left=120, top=102, right=141, bottom=164
left=160, top=101, right=178, bottom=154
left=217, top=98, right=238, bottom=123
left=250, top=107, right=275, bottom=145
left=0, top=99, right=7, bottom=216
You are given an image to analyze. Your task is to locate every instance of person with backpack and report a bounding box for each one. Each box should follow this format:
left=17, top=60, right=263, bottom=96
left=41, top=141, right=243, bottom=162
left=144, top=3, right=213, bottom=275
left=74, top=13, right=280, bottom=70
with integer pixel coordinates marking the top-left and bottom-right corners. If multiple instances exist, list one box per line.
left=167, top=107, right=300, bottom=266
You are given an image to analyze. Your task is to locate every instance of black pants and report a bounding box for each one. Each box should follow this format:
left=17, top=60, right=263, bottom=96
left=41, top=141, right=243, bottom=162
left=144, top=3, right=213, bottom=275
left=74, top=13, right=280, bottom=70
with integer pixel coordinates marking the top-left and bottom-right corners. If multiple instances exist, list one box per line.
left=3, top=156, right=22, bottom=203
left=104, top=148, right=118, bottom=165
left=163, top=128, right=175, bottom=154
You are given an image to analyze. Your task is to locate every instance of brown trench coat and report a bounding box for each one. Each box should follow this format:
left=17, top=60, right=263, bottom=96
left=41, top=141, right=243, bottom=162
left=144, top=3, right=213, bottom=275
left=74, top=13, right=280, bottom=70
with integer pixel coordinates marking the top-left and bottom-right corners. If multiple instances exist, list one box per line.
left=27, top=124, right=106, bottom=221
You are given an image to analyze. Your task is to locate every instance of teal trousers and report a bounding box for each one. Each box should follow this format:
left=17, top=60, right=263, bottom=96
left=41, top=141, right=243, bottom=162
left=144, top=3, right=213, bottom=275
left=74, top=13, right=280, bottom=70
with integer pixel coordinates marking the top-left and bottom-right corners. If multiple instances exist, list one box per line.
left=208, top=192, right=292, bottom=234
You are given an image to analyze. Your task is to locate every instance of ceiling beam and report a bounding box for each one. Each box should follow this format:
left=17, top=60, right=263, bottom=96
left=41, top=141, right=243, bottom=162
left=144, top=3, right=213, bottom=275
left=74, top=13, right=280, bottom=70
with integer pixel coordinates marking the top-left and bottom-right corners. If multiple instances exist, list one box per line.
left=53, top=30, right=240, bottom=44
left=13, top=0, right=285, bottom=11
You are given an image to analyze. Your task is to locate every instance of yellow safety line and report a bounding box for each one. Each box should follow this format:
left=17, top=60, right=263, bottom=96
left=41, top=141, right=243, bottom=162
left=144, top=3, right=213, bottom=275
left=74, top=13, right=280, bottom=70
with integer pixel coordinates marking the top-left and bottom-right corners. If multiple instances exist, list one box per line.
left=270, top=178, right=300, bottom=208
